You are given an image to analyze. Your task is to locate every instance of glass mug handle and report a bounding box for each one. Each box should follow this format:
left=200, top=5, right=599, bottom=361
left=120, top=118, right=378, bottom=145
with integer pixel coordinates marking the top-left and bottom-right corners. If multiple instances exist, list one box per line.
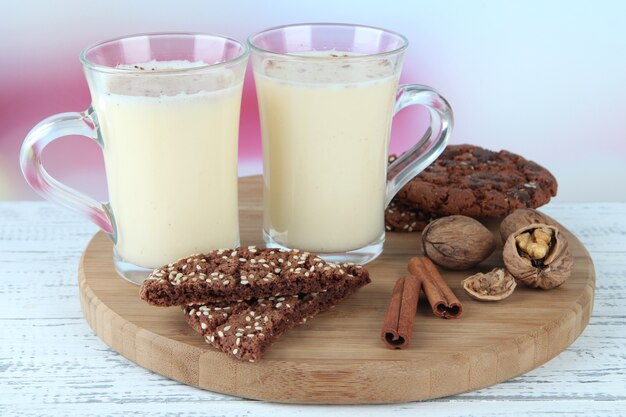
left=19, top=108, right=116, bottom=238
left=385, top=84, right=453, bottom=206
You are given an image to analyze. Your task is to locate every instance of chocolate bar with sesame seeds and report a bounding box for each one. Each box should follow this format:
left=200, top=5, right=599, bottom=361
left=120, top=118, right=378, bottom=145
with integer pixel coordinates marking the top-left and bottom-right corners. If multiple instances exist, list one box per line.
left=140, top=246, right=368, bottom=307
left=183, top=265, right=370, bottom=361
left=385, top=200, right=436, bottom=233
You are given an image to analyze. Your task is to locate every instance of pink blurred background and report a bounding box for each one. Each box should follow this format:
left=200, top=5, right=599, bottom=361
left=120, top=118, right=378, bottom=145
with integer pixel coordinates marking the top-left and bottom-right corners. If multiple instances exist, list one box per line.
left=1, top=0, right=625, bottom=202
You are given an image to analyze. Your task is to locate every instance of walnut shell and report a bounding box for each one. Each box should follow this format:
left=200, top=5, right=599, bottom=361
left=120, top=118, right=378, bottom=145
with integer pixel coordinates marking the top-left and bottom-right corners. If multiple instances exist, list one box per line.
left=500, top=208, right=557, bottom=242
left=462, top=268, right=517, bottom=301
left=503, top=223, right=573, bottom=289
left=422, top=215, right=496, bottom=270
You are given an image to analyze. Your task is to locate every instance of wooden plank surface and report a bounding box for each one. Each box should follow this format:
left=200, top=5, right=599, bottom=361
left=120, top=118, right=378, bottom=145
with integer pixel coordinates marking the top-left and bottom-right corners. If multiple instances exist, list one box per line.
left=1, top=192, right=624, bottom=414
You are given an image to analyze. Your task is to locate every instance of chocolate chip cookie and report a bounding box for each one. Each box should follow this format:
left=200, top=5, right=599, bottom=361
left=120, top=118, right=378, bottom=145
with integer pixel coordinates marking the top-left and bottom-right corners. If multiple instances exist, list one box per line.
left=394, top=144, right=557, bottom=218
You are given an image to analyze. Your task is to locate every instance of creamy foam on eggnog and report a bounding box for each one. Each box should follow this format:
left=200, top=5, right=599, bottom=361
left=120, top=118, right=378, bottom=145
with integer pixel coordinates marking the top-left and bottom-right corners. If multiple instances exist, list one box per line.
left=255, top=52, right=399, bottom=253
left=93, top=61, right=242, bottom=268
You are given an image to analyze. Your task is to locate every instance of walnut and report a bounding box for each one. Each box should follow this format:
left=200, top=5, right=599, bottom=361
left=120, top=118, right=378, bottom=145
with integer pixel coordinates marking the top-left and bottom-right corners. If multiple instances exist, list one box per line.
left=503, top=223, right=573, bottom=289
left=516, top=227, right=552, bottom=259
left=422, top=215, right=496, bottom=270
left=462, top=268, right=517, bottom=301
left=500, top=208, right=556, bottom=242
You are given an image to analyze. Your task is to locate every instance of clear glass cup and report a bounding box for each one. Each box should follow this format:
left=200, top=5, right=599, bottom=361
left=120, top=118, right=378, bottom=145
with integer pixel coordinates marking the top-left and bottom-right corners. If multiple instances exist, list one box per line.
left=20, top=33, right=249, bottom=284
left=249, top=23, right=453, bottom=264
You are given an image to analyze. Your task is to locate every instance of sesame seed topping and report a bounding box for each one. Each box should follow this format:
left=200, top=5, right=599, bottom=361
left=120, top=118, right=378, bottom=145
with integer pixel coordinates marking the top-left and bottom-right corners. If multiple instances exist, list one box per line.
left=223, top=280, right=230, bottom=285
left=255, top=326, right=263, bottom=331
left=236, top=338, right=241, bottom=346
left=188, top=309, right=196, bottom=316
left=218, top=331, right=224, bottom=338
left=275, top=302, right=283, bottom=308
left=201, top=323, right=207, bottom=330
left=232, top=348, right=239, bottom=355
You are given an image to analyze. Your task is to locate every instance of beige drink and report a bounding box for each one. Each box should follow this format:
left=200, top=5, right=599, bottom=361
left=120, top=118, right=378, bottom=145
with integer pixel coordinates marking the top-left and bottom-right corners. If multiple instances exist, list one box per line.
left=93, top=61, right=242, bottom=267
left=255, top=53, right=399, bottom=252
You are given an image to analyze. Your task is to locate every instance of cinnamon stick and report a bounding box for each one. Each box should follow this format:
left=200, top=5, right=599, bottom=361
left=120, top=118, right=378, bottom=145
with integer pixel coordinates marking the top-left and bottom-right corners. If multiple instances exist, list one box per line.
left=380, top=274, right=422, bottom=349
left=408, top=257, right=463, bottom=319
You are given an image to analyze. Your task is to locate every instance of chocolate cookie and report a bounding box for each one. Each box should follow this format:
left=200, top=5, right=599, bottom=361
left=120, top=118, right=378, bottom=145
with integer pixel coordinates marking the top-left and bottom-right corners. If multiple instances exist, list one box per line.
left=184, top=270, right=369, bottom=362
left=395, top=144, right=557, bottom=218
left=140, top=246, right=369, bottom=307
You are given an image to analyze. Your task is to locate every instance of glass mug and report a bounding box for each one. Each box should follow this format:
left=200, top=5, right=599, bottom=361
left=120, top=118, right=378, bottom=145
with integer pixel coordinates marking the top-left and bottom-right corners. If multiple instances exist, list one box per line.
left=249, top=23, right=453, bottom=264
left=20, top=33, right=249, bottom=284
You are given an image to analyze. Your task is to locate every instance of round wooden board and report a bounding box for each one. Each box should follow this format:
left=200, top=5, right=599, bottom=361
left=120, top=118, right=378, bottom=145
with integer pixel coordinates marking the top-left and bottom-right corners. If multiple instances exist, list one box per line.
left=78, top=176, right=595, bottom=404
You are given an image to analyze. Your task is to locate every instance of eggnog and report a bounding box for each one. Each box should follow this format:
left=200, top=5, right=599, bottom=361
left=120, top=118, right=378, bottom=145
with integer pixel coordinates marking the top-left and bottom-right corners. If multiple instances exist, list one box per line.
left=92, top=61, right=242, bottom=268
left=255, top=53, right=399, bottom=253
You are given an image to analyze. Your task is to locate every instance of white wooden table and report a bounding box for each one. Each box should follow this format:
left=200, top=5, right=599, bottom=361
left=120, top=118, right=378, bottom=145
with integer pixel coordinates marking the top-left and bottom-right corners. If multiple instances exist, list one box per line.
left=1, top=202, right=625, bottom=417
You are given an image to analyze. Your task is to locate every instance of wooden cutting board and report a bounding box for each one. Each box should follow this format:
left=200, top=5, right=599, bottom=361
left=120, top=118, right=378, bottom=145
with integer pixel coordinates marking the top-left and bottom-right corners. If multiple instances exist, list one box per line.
left=78, top=176, right=595, bottom=404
